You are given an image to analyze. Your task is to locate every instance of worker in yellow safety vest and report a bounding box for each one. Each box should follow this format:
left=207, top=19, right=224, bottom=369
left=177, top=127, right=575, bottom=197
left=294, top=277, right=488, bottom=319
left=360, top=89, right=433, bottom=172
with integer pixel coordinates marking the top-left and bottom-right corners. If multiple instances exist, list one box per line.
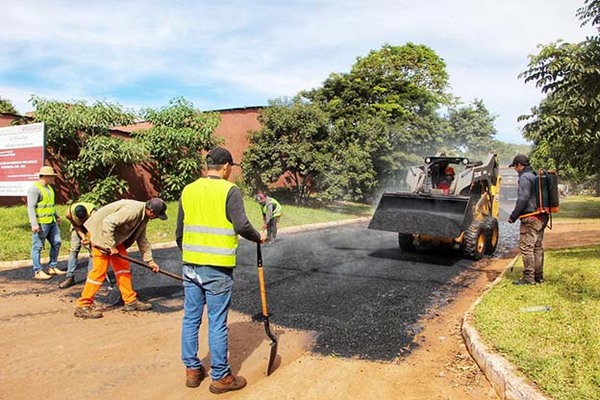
left=176, top=147, right=265, bottom=394
left=26, top=166, right=64, bottom=280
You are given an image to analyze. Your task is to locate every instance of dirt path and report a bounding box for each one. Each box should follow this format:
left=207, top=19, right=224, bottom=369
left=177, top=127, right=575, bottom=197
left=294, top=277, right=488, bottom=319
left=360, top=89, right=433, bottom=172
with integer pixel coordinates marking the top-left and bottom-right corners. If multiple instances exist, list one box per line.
left=1, top=219, right=598, bottom=400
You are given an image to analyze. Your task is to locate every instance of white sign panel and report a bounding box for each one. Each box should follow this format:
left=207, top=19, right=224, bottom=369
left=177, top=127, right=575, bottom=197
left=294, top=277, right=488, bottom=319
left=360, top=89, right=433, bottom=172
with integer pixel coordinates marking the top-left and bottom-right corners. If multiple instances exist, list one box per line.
left=0, top=122, right=45, bottom=196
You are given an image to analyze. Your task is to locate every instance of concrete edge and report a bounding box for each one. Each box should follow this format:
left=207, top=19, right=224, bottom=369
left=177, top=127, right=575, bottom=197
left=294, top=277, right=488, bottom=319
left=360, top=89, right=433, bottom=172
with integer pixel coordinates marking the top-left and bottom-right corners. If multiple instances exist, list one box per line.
left=461, top=256, right=549, bottom=400
left=0, top=217, right=371, bottom=271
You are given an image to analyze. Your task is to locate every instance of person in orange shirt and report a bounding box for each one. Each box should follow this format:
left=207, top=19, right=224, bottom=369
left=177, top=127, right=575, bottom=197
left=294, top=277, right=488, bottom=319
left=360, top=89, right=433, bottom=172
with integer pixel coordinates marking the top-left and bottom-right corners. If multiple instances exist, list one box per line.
left=437, top=166, right=455, bottom=194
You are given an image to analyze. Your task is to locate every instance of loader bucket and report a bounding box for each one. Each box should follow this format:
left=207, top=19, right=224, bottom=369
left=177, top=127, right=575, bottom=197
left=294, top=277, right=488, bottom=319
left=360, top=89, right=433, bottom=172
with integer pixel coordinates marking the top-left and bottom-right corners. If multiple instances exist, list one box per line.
left=368, top=192, right=470, bottom=238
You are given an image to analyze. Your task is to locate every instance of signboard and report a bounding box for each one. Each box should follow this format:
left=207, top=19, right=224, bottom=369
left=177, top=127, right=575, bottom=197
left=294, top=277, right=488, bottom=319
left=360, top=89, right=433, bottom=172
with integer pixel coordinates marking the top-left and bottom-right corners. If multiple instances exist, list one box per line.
left=0, top=122, right=45, bottom=196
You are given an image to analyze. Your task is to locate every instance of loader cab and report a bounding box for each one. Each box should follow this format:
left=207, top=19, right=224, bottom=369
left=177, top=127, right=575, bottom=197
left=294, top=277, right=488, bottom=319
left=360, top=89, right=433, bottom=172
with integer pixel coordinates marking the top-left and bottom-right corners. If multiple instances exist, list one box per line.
left=420, top=157, right=469, bottom=195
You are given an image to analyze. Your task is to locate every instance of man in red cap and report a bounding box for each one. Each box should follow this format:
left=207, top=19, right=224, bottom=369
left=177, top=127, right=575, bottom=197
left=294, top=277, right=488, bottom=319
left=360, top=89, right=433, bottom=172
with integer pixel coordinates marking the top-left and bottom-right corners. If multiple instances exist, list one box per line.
left=437, top=166, right=455, bottom=194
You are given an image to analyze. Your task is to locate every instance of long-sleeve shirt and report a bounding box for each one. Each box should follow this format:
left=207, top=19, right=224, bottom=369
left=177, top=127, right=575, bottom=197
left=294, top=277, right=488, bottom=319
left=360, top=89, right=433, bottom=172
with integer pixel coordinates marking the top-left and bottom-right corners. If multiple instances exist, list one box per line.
left=175, top=178, right=260, bottom=249
left=84, top=200, right=154, bottom=262
left=509, top=165, right=539, bottom=221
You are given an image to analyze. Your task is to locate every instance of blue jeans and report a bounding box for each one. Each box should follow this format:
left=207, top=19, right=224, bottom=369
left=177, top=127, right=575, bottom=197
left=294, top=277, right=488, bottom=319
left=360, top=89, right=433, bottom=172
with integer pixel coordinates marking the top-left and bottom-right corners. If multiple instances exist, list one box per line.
left=31, top=222, right=62, bottom=273
left=66, top=229, right=93, bottom=277
left=181, top=264, right=233, bottom=380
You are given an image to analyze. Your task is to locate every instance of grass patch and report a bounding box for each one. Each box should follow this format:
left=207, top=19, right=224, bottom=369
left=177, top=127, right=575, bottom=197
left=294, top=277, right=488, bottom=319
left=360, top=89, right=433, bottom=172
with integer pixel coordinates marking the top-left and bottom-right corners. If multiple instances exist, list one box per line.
left=0, top=198, right=371, bottom=262
left=554, top=195, right=600, bottom=219
left=474, top=195, right=600, bottom=400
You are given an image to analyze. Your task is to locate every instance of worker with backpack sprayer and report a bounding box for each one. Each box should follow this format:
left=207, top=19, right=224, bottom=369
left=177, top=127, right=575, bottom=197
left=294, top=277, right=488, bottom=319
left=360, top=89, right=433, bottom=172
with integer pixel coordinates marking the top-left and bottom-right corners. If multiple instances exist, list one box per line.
left=508, top=154, right=560, bottom=285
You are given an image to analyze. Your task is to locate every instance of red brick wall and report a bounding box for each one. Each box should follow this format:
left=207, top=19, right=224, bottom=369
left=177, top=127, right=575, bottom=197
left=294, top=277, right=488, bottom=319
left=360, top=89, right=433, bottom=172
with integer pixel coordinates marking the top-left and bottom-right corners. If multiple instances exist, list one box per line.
left=213, top=107, right=262, bottom=182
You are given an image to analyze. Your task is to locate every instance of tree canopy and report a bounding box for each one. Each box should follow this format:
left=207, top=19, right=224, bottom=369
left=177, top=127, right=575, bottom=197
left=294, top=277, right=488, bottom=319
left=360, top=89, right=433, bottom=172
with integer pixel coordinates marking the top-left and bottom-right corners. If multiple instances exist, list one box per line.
left=134, top=97, right=221, bottom=201
left=519, top=0, right=600, bottom=191
left=245, top=43, right=498, bottom=202
left=30, top=96, right=144, bottom=204
left=0, top=96, right=17, bottom=114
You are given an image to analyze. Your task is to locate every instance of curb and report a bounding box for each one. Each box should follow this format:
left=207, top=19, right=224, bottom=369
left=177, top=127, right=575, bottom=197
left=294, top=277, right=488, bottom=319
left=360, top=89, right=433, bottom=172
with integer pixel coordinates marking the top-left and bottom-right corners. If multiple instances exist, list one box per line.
left=462, top=256, right=549, bottom=400
left=0, top=217, right=370, bottom=271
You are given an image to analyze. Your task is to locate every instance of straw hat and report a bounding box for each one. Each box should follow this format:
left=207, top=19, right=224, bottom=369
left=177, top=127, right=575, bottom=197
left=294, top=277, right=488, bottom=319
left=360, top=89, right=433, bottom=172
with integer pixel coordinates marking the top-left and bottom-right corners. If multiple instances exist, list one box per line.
left=38, top=166, right=57, bottom=176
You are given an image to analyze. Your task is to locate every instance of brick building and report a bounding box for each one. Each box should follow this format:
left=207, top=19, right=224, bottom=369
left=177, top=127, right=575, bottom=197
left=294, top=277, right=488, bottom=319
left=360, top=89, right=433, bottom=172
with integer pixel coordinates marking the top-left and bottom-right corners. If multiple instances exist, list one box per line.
left=0, top=106, right=263, bottom=206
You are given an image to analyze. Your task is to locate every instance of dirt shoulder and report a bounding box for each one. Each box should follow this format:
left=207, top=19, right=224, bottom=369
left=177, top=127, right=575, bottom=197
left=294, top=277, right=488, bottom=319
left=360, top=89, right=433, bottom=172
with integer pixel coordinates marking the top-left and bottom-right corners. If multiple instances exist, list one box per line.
left=1, top=219, right=598, bottom=400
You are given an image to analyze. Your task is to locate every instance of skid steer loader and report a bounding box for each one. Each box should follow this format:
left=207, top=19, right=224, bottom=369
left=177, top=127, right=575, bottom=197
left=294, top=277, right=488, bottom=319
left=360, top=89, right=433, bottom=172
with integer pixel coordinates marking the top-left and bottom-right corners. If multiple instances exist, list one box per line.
left=368, top=154, right=501, bottom=260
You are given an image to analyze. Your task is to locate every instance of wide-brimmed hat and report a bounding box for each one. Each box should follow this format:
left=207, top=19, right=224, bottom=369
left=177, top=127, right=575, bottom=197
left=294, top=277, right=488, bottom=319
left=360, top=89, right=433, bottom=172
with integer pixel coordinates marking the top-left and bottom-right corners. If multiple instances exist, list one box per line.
left=38, top=166, right=57, bottom=176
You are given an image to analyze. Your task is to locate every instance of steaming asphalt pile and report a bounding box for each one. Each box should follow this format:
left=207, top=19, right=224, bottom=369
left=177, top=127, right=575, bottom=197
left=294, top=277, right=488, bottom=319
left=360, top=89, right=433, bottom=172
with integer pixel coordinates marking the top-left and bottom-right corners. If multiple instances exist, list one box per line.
left=2, top=218, right=519, bottom=362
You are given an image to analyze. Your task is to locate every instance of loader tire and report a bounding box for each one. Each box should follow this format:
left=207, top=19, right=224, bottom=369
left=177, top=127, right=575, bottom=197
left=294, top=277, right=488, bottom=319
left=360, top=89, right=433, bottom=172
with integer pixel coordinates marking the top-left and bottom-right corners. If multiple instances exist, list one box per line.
left=484, top=218, right=499, bottom=255
left=398, top=233, right=416, bottom=252
left=463, top=222, right=486, bottom=260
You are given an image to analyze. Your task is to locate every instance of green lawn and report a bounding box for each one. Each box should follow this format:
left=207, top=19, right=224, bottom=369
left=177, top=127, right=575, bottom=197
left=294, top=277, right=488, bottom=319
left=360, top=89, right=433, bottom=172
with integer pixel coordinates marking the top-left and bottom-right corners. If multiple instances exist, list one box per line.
left=0, top=198, right=372, bottom=262
left=474, top=195, right=600, bottom=400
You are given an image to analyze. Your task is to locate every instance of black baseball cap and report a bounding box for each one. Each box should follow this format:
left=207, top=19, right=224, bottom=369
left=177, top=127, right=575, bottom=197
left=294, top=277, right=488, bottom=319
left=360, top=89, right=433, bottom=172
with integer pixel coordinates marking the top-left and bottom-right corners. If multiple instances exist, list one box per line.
left=146, top=198, right=168, bottom=220
left=206, top=147, right=238, bottom=166
left=509, top=154, right=530, bottom=168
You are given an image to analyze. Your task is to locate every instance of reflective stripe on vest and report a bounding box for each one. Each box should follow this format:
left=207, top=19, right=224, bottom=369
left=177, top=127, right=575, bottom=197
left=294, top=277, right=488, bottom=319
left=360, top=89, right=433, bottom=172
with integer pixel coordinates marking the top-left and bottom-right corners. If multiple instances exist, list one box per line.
left=34, top=182, right=56, bottom=224
left=181, top=178, right=238, bottom=267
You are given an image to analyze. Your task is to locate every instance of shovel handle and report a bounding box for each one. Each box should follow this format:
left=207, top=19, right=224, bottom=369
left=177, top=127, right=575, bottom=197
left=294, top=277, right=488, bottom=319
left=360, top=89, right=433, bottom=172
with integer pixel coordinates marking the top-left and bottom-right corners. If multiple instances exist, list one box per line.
left=257, top=243, right=269, bottom=317
left=93, top=245, right=184, bottom=282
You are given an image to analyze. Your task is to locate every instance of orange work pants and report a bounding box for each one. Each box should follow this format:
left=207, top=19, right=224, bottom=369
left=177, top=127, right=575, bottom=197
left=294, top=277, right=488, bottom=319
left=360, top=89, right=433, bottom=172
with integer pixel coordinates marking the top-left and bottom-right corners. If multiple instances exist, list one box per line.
left=76, top=245, right=137, bottom=307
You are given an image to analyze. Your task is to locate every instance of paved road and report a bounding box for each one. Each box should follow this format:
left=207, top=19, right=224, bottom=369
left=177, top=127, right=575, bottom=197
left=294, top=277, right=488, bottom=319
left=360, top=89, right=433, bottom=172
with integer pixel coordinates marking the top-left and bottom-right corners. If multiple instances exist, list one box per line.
left=3, top=215, right=518, bottom=362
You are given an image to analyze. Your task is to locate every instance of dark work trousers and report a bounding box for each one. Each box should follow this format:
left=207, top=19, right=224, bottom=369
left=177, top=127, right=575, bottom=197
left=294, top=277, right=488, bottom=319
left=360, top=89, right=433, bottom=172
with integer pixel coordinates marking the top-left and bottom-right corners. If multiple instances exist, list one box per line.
left=266, top=216, right=280, bottom=241
left=518, top=215, right=548, bottom=283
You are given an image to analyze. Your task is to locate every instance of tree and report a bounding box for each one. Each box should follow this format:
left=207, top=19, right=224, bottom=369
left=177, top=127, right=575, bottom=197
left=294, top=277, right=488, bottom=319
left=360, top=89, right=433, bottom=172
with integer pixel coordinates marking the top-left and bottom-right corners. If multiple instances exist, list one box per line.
left=446, top=99, right=497, bottom=157
left=303, top=43, right=452, bottom=199
left=0, top=96, right=18, bottom=114
left=134, top=98, right=221, bottom=201
left=519, top=0, right=600, bottom=193
left=30, top=96, right=146, bottom=204
left=242, top=97, right=330, bottom=202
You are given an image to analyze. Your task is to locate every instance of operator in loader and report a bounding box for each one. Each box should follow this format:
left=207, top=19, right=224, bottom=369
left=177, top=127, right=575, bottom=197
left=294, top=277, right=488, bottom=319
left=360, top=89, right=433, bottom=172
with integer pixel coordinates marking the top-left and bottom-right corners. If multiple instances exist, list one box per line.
left=508, top=154, right=548, bottom=285
left=437, top=166, right=455, bottom=194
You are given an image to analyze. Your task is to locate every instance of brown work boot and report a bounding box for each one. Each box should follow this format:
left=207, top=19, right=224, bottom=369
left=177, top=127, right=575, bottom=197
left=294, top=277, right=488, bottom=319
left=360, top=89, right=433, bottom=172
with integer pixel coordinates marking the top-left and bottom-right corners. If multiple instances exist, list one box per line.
left=34, top=270, right=52, bottom=280
left=74, top=306, right=103, bottom=319
left=209, top=373, right=247, bottom=394
left=58, top=276, right=75, bottom=289
left=186, top=366, right=207, bottom=388
left=122, top=299, right=153, bottom=312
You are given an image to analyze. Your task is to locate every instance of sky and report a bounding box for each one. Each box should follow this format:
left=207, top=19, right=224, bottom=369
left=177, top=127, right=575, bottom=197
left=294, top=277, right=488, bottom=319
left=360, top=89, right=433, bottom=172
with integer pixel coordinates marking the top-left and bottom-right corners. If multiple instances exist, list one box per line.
left=0, top=0, right=596, bottom=144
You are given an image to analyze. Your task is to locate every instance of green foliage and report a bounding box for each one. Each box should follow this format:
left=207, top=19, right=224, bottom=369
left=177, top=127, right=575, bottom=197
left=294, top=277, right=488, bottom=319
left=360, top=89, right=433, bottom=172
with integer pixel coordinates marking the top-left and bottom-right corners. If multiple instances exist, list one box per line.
left=66, top=135, right=147, bottom=204
left=446, top=99, right=497, bottom=155
left=29, top=96, right=142, bottom=204
left=0, top=96, right=18, bottom=114
left=135, top=97, right=221, bottom=201
left=243, top=97, right=331, bottom=202
left=519, top=1, right=600, bottom=192
left=299, top=43, right=463, bottom=200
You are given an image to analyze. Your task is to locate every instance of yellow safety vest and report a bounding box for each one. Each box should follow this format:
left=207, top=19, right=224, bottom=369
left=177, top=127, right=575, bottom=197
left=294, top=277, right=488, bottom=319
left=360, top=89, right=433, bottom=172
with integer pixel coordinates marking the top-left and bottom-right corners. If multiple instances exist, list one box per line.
left=181, top=178, right=239, bottom=267
left=261, top=197, right=282, bottom=218
left=34, top=182, right=56, bottom=224
left=68, top=202, right=96, bottom=227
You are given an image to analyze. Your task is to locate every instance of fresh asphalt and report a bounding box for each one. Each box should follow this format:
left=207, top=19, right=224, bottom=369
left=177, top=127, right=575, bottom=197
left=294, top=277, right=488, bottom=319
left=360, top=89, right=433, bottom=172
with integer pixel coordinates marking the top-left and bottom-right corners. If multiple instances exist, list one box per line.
left=2, top=206, right=519, bottom=362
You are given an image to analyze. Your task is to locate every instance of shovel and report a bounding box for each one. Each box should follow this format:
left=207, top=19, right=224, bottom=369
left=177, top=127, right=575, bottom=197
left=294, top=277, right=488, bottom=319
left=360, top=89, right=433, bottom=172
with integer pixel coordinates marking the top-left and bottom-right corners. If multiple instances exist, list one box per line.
left=93, top=245, right=183, bottom=282
left=257, top=243, right=278, bottom=376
